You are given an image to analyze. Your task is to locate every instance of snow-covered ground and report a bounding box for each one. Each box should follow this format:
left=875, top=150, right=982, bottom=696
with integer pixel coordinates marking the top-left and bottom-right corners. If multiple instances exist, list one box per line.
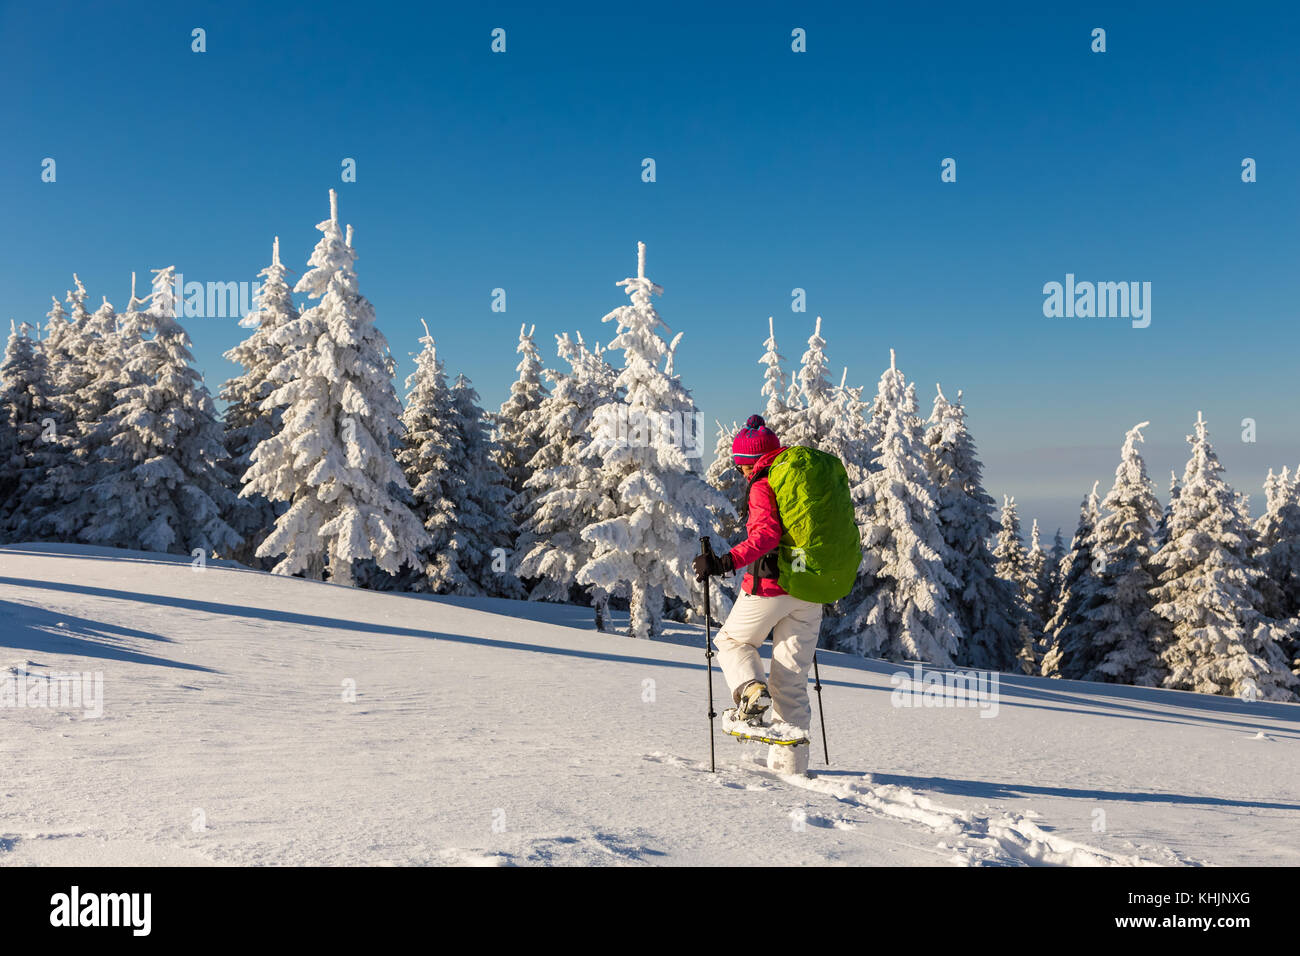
left=2, top=544, right=1297, bottom=866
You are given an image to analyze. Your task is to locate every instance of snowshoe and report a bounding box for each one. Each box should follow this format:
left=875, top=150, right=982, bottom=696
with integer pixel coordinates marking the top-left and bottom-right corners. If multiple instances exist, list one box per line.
left=721, top=709, right=809, bottom=747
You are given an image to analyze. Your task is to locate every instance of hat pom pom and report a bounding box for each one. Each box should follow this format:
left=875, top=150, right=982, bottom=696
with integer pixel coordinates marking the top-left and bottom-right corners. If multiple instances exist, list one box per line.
left=744, top=414, right=766, bottom=430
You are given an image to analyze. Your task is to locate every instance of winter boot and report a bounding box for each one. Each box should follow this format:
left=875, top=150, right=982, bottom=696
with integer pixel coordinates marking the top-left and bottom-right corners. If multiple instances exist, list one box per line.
left=767, top=741, right=810, bottom=776
left=735, top=679, right=772, bottom=722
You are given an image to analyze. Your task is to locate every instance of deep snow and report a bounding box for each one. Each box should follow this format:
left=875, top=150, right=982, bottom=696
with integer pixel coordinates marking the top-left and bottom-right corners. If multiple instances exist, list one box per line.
left=1, top=544, right=1297, bottom=866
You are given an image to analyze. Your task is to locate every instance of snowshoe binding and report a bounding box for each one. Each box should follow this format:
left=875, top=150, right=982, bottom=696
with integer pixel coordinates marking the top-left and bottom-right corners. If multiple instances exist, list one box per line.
left=735, top=679, right=771, bottom=722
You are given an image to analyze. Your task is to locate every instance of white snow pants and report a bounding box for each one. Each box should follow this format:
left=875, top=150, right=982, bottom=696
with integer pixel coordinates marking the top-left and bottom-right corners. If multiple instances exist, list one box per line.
left=714, top=590, right=823, bottom=731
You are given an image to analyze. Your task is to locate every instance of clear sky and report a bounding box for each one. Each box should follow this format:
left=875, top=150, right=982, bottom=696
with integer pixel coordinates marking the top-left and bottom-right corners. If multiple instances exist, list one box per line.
left=3, top=0, right=1298, bottom=539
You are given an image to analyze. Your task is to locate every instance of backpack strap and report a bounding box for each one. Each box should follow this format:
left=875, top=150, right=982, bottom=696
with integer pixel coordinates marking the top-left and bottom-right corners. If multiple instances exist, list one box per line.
left=741, top=465, right=781, bottom=581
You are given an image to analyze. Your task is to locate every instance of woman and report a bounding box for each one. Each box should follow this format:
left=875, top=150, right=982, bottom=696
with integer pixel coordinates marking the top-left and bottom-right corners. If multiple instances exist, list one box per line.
left=693, top=415, right=823, bottom=774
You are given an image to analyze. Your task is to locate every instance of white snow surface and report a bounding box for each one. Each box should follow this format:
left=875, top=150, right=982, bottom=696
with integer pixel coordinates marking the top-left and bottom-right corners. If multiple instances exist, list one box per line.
left=1, top=543, right=1297, bottom=867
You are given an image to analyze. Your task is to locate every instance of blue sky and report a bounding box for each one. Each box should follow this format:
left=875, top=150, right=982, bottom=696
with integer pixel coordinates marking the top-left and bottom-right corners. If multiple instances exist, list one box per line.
left=3, top=0, right=1298, bottom=538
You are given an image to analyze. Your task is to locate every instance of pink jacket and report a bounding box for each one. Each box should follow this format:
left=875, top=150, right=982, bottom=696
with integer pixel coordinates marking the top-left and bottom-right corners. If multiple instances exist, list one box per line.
left=727, top=446, right=787, bottom=597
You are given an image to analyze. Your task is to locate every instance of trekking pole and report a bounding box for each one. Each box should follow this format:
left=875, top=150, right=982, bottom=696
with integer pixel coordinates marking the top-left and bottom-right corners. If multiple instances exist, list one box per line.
left=700, top=536, right=717, bottom=773
left=813, top=652, right=829, bottom=765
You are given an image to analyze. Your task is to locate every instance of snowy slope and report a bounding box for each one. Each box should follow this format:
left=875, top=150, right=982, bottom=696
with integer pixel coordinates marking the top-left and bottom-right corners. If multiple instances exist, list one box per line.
left=1, top=544, right=1297, bottom=867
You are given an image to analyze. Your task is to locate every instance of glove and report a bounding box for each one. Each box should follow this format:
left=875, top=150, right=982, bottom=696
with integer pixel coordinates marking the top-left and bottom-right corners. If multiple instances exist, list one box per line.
left=693, top=550, right=734, bottom=582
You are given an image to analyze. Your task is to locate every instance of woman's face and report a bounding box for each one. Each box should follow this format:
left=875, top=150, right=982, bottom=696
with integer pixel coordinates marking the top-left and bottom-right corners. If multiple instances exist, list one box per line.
left=738, top=463, right=755, bottom=479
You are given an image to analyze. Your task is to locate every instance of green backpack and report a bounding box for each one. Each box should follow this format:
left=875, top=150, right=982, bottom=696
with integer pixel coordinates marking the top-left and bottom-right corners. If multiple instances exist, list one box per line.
left=763, top=446, right=862, bottom=604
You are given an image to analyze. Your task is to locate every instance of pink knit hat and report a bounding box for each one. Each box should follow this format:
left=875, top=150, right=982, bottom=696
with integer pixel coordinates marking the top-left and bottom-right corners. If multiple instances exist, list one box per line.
left=732, top=414, right=780, bottom=464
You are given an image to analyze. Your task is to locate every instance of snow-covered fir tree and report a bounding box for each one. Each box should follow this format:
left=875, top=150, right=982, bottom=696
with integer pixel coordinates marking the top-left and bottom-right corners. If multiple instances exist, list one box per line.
left=40, top=295, right=72, bottom=370
left=1025, top=519, right=1048, bottom=630
left=242, top=191, right=428, bottom=585
left=827, top=367, right=872, bottom=475
left=11, top=295, right=83, bottom=539
left=397, top=322, right=469, bottom=593
left=220, top=237, right=299, bottom=567
left=1150, top=413, right=1298, bottom=700
left=758, top=316, right=798, bottom=439
left=31, top=291, right=130, bottom=541
left=781, top=316, right=840, bottom=450
left=576, top=242, right=730, bottom=639
left=1254, top=467, right=1300, bottom=624
left=993, top=495, right=1040, bottom=673
left=924, top=384, right=1020, bottom=669
left=493, top=322, right=549, bottom=525
left=1077, top=422, right=1169, bottom=686
left=515, top=332, right=622, bottom=625
left=1155, top=470, right=1180, bottom=551
left=22, top=280, right=96, bottom=539
left=79, top=267, right=241, bottom=556
left=993, top=496, right=1029, bottom=589
left=1042, top=528, right=1067, bottom=623
left=114, top=273, right=151, bottom=356
left=830, top=352, right=962, bottom=664
left=0, top=321, right=52, bottom=538
left=0, top=382, right=11, bottom=524
left=1041, top=483, right=1107, bottom=678
left=705, top=420, right=745, bottom=540
left=446, top=371, right=523, bottom=597
left=701, top=419, right=746, bottom=618
left=45, top=278, right=92, bottom=430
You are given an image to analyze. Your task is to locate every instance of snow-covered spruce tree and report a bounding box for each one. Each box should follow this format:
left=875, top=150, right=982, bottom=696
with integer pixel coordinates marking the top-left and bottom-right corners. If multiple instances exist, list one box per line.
left=220, top=237, right=299, bottom=567
left=14, top=295, right=82, bottom=536
left=827, top=367, right=872, bottom=475
left=993, top=496, right=1029, bottom=591
left=1254, top=467, right=1300, bottom=623
left=1025, top=520, right=1048, bottom=629
left=0, top=385, right=11, bottom=523
left=446, top=371, right=523, bottom=597
left=32, top=291, right=132, bottom=542
left=702, top=419, right=746, bottom=618
left=825, top=354, right=905, bottom=652
left=1042, top=528, right=1066, bottom=622
left=661, top=329, right=734, bottom=625
left=1041, top=483, right=1107, bottom=678
left=397, top=322, right=469, bottom=593
left=807, top=366, right=874, bottom=644
left=40, top=295, right=72, bottom=372
left=829, top=353, right=962, bottom=664
left=80, top=268, right=241, bottom=556
left=781, top=316, right=839, bottom=450
left=705, top=420, right=745, bottom=541
left=1035, top=524, right=1068, bottom=667
left=924, top=384, right=1020, bottom=670
left=758, top=316, right=798, bottom=440
left=42, top=278, right=91, bottom=434
left=576, top=242, right=730, bottom=639
left=0, top=321, right=52, bottom=538
left=242, top=191, right=428, bottom=585
left=1155, top=470, right=1180, bottom=551
left=515, top=333, right=623, bottom=625
left=492, top=322, right=549, bottom=526
left=1150, top=413, right=1298, bottom=700
left=22, top=280, right=96, bottom=540
left=1076, top=422, right=1169, bottom=686
left=993, top=495, right=1040, bottom=673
